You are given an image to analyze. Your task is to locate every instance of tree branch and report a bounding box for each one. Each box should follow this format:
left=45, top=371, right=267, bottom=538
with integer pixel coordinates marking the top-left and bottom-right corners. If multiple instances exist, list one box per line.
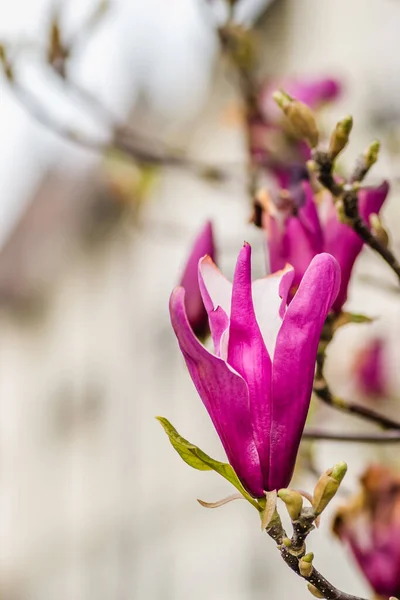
left=311, top=148, right=400, bottom=283
left=303, top=428, right=400, bottom=443
left=266, top=515, right=368, bottom=600
left=5, top=74, right=230, bottom=181
left=314, top=317, right=400, bottom=431
left=313, top=378, right=400, bottom=430
left=217, top=23, right=265, bottom=200
left=351, top=215, right=400, bottom=280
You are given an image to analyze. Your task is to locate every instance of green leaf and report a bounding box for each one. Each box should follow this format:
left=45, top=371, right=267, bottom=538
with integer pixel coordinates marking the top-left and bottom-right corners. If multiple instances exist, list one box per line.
left=333, top=311, right=374, bottom=332
left=157, top=416, right=211, bottom=471
left=157, top=416, right=261, bottom=510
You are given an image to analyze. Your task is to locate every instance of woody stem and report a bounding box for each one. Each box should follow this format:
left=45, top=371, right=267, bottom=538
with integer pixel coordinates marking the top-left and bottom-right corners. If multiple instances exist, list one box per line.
left=311, top=149, right=400, bottom=282
left=3, top=69, right=229, bottom=180
left=217, top=23, right=264, bottom=202
left=313, top=376, right=400, bottom=430
left=350, top=215, right=400, bottom=280
left=314, top=319, right=400, bottom=431
left=266, top=518, right=367, bottom=600
left=303, top=429, right=400, bottom=443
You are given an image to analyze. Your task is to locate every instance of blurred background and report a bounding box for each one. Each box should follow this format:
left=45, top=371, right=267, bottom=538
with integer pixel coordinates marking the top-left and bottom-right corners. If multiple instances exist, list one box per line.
left=0, top=0, right=400, bottom=599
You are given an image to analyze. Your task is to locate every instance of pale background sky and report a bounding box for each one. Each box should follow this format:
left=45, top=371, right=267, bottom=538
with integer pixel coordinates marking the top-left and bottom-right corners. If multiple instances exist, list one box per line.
left=0, top=0, right=275, bottom=245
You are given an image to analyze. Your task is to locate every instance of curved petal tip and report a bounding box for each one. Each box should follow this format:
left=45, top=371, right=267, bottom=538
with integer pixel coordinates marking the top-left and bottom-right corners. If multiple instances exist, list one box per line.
left=308, top=252, right=341, bottom=305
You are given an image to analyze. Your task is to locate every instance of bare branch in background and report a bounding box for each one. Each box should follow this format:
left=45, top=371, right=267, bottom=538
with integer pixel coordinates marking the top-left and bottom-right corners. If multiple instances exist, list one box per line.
left=303, top=429, right=400, bottom=443
left=0, top=13, right=232, bottom=183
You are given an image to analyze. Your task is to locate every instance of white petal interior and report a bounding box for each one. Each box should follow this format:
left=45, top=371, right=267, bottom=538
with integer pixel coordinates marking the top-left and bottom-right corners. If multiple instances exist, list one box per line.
left=201, top=257, right=293, bottom=360
left=252, top=272, right=287, bottom=358
left=219, top=328, right=230, bottom=361
left=199, top=259, right=232, bottom=315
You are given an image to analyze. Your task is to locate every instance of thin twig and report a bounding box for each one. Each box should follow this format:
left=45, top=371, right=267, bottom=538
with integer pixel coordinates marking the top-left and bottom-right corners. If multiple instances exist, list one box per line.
left=266, top=515, right=368, bottom=600
left=217, top=23, right=265, bottom=199
left=10, top=78, right=230, bottom=180
left=311, top=148, right=400, bottom=283
left=50, top=66, right=181, bottom=154
left=12, top=80, right=112, bottom=151
left=303, top=428, right=400, bottom=443
left=314, top=317, right=400, bottom=431
left=351, top=215, right=400, bottom=280
left=313, top=378, right=400, bottom=430
left=11, top=20, right=196, bottom=159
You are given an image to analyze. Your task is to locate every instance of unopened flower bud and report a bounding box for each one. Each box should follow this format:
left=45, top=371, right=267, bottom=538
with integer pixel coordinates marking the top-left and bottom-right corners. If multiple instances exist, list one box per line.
left=331, top=462, right=348, bottom=482
left=306, top=159, right=317, bottom=173
left=273, top=90, right=319, bottom=148
left=282, top=537, right=292, bottom=547
left=278, top=488, right=303, bottom=521
left=364, top=140, right=380, bottom=170
left=329, top=115, right=353, bottom=160
left=307, top=583, right=325, bottom=598
left=370, top=213, right=389, bottom=247
left=299, top=552, right=314, bottom=577
left=312, top=462, right=347, bottom=515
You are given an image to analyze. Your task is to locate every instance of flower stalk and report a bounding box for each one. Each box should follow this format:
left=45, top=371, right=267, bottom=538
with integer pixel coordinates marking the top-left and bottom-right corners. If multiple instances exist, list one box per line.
left=264, top=464, right=367, bottom=600
left=273, top=89, right=400, bottom=283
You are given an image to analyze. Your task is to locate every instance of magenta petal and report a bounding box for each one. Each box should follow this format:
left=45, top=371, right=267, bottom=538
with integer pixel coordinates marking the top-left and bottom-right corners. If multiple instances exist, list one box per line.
left=264, top=213, right=287, bottom=274
left=264, top=186, right=323, bottom=293
left=358, top=181, right=389, bottom=223
left=286, top=78, right=342, bottom=109
left=282, top=216, right=319, bottom=290
left=180, top=221, right=215, bottom=337
left=208, top=306, right=230, bottom=357
left=227, top=243, right=272, bottom=488
left=268, top=253, right=340, bottom=490
left=323, top=195, right=361, bottom=311
left=169, top=286, right=264, bottom=497
left=354, top=337, right=388, bottom=398
left=260, top=77, right=341, bottom=122
left=345, top=529, right=400, bottom=598
left=278, top=266, right=295, bottom=318
left=324, top=182, right=389, bottom=312
left=297, top=182, right=324, bottom=250
left=198, top=255, right=232, bottom=353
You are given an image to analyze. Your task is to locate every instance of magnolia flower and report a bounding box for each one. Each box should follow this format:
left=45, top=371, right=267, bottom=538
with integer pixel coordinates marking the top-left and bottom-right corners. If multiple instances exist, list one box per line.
left=170, top=244, right=340, bottom=498
left=264, top=180, right=389, bottom=313
left=179, top=221, right=215, bottom=338
left=353, top=337, right=388, bottom=398
left=259, top=77, right=341, bottom=125
left=333, top=465, right=400, bottom=598
left=249, top=77, right=341, bottom=190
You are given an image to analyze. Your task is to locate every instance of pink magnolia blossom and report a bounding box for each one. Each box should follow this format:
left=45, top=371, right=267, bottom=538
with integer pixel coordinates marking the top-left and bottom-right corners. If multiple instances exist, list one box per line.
left=353, top=337, right=389, bottom=398
left=179, top=221, right=215, bottom=338
left=259, top=77, right=341, bottom=123
left=170, top=244, right=340, bottom=497
left=334, top=465, right=400, bottom=598
left=263, top=180, right=389, bottom=313
left=249, top=77, right=341, bottom=189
